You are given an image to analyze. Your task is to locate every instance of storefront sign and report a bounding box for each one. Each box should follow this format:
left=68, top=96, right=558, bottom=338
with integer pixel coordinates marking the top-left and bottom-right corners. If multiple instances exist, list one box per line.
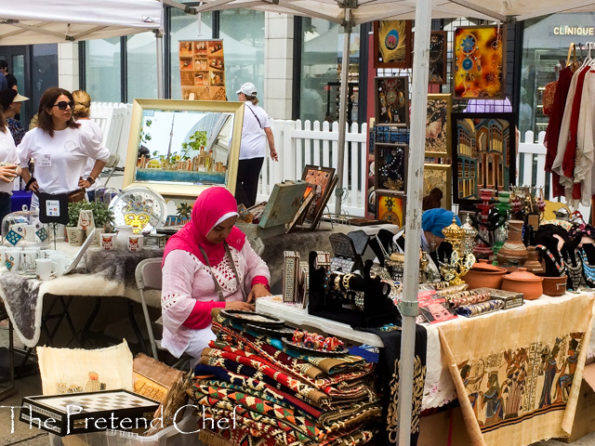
left=552, top=25, right=595, bottom=36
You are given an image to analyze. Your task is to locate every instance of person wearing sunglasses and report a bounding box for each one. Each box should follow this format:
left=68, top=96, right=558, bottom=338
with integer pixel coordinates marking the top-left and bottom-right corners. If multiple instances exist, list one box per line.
left=17, top=87, right=110, bottom=205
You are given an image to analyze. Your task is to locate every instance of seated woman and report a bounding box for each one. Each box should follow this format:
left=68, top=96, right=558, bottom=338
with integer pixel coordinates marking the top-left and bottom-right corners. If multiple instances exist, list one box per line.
left=161, top=187, right=271, bottom=359
left=421, top=208, right=461, bottom=271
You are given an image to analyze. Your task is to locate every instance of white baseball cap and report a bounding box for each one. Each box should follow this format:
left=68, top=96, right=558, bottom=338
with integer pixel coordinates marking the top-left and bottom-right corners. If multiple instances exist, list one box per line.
left=236, top=82, right=257, bottom=96
left=13, top=93, right=29, bottom=103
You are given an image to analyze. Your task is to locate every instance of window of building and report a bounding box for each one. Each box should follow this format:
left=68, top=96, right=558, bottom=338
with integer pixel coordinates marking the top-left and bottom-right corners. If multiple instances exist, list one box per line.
left=220, top=9, right=265, bottom=103
left=85, top=37, right=121, bottom=102
left=300, top=18, right=360, bottom=123
left=127, top=32, right=158, bottom=102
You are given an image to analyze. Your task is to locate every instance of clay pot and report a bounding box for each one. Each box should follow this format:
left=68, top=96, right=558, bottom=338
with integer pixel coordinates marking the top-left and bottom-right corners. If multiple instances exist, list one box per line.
left=541, top=275, right=567, bottom=297
left=524, top=246, right=544, bottom=274
left=462, top=259, right=507, bottom=290
left=497, top=220, right=528, bottom=266
left=501, top=267, right=543, bottom=300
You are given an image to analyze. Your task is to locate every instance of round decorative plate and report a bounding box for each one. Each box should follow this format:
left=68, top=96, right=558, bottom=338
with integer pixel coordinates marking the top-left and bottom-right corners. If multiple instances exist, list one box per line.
left=109, top=186, right=167, bottom=233
left=281, top=338, right=348, bottom=357
left=245, top=323, right=294, bottom=338
left=220, top=310, right=285, bottom=328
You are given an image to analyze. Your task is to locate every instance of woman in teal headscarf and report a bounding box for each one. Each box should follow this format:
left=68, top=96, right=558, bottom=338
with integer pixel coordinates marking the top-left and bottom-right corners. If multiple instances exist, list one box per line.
left=421, top=208, right=461, bottom=273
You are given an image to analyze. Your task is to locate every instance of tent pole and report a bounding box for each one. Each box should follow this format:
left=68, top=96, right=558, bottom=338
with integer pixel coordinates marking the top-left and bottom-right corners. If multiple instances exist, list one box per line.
left=398, top=0, right=431, bottom=444
left=155, top=29, right=164, bottom=99
left=334, top=7, right=352, bottom=216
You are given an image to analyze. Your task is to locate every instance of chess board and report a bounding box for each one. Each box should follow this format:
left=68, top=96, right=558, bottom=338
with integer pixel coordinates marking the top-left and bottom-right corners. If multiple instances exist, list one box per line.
left=19, top=389, right=160, bottom=436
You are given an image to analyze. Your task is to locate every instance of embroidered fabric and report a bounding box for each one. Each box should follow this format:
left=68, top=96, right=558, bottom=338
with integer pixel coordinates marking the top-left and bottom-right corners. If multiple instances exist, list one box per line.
left=578, top=249, right=595, bottom=288
left=208, top=249, right=242, bottom=296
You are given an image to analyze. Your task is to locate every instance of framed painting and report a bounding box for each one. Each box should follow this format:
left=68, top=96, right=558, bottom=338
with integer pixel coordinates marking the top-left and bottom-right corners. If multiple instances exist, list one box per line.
left=451, top=113, right=516, bottom=205
left=374, top=20, right=412, bottom=69
left=301, top=165, right=336, bottom=228
left=423, top=163, right=452, bottom=210
left=453, top=26, right=505, bottom=99
left=429, top=31, right=447, bottom=84
left=374, top=143, right=407, bottom=193
left=376, top=191, right=406, bottom=226
left=123, top=99, right=245, bottom=198
left=425, top=94, right=452, bottom=158
left=375, top=76, right=409, bottom=125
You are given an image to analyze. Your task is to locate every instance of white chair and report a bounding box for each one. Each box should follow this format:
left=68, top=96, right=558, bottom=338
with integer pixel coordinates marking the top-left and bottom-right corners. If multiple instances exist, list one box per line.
left=135, top=258, right=163, bottom=359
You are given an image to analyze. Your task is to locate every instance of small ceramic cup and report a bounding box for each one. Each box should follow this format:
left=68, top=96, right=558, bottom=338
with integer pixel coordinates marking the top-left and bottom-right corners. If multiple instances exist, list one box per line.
left=36, top=258, right=54, bottom=281
left=101, top=233, right=117, bottom=251
left=127, top=235, right=144, bottom=252
left=4, top=248, right=21, bottom=272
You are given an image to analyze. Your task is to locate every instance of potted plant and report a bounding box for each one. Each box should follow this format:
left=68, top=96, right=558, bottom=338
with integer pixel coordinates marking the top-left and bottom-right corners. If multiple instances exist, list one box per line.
left=66, top=202, right=85, bottom=246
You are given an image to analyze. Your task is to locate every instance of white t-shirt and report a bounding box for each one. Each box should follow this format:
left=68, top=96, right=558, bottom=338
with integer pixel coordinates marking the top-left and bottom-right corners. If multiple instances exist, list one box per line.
left=17, top=126, right=110, bottom=195
left=0, top=129, right=19, bottom=195
left=78, top=119, right=107, bottom=191
left=238, top=102, right=272, bottom=160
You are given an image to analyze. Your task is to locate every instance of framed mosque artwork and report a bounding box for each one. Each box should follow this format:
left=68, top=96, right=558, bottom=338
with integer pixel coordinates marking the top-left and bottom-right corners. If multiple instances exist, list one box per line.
left=451, top=113, right=516, bottom=204
left=123, top=99, right=245, bottom=197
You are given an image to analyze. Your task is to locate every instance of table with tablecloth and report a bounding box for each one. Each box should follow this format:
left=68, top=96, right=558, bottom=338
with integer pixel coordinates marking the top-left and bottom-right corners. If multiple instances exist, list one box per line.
left=0, top=244, right=163, bottom=349
left=257, top=291, right=595, bottom=446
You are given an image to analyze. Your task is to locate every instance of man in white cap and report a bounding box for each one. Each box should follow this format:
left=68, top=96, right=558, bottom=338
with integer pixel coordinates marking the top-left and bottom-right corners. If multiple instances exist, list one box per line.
left=235, top=81, right=278, bottom=207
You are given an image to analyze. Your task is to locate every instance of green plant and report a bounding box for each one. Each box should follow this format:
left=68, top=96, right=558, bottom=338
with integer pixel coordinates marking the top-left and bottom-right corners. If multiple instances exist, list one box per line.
left=66, top=201, right=114, bottom=230
left=176, top=202, right=193, bottom=221
left=181, top=130, right=208, bottom=160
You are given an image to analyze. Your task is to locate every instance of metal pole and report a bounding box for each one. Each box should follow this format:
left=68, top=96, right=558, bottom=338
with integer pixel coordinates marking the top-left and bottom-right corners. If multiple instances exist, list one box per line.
left=334, top=7, right=351, bottom=216
left=397, top=0, right=432, bottom=445
left=155, top=29, right=164, bottom=99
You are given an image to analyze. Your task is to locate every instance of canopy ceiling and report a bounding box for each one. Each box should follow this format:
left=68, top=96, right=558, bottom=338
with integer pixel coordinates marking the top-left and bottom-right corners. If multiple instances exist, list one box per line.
left=0, top=0, right=163, bottom=45
left=192, top=0, right=595, bottom=23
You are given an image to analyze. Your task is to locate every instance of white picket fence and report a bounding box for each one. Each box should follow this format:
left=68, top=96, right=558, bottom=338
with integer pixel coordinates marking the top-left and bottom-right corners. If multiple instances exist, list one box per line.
left=92, top=102, right=589, bottom=219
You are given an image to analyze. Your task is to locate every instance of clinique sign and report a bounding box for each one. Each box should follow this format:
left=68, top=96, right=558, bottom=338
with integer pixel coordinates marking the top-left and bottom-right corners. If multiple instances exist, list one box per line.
left=552, top=25, right=595, bottom=36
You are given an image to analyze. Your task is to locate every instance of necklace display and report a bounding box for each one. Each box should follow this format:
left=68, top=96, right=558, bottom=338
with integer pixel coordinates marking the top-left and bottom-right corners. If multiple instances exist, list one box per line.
left=564, top=250, right=583, bottom=290
left=578, top=248, right=595, bottom=288
left=536, top=244, right=564, bottom=275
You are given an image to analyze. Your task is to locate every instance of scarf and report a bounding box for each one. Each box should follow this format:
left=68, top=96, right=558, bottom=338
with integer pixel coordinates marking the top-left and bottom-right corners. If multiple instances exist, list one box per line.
left=162, top=186, right=245, bottom=266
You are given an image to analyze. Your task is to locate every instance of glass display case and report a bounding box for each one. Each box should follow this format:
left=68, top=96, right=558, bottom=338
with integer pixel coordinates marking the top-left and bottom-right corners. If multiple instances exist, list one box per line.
left=2, top=209, right=51, bottom=248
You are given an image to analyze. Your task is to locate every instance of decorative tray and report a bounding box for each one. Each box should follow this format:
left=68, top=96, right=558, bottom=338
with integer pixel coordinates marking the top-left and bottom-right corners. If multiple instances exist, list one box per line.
left=246, top=323, right=294, bottom=338
left=220, top=310, right=285, bottom=328
left=281, top=338, right=348, bottom=356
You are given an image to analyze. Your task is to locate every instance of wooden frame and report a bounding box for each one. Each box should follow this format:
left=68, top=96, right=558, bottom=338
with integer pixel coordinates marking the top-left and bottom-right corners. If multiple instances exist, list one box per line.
left=301, top=165, right=336, bottom=228
left=373, top=20, right=412, bottom=69
left=123, top=99, right=244, bottom=198
left=374, top=76, right=409, bottom=125
left=451, top=113, right=516, bottom=205
left=429, top=31, right=447, bottom=84
left=375, top=191, right=406, bottom=226
left=425, top=94, right=452, bottom=158
left=423, top=163, right=452, bottom=210
left=453, top=25, right=506, bottom=99
left=374, top=143, right=407, bottom=193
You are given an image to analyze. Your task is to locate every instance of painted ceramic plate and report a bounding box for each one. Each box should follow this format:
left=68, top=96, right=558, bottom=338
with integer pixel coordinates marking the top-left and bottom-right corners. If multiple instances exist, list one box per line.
left=220, top=310, right=285, bottom=328
left=281, top=338, right=348, bottom=356
left=109, top=186, right=167, bottom=233
left=245, top=324, right=295, bottom=338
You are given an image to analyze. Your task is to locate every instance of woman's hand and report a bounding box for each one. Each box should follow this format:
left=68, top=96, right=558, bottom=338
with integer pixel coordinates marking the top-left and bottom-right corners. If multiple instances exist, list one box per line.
left=270, top=148, right=278, bottom=162
left=78, top=177, right=92, bottom=189
left=0, top=164, right=18, bottom=183
left=246, top=283, right=271, bottom=303
left=225, top=300, right=255, bottom=312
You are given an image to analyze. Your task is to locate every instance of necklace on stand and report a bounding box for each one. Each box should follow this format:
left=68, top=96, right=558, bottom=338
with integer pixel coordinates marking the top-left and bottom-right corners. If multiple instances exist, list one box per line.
left=536, top=244, right=564, bottom=275
left=564, top=250, right=584, bottom=290
left=578, top=248, right=595, bottom=288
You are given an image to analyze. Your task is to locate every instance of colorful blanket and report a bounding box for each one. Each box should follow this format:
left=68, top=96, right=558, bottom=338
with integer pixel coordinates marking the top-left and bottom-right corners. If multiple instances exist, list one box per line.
left=439, top=293, right=595, bottom=446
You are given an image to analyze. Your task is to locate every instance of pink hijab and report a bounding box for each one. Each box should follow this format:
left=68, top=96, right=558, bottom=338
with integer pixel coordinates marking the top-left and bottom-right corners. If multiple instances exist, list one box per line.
left=163, top=187, right=246, bottom=266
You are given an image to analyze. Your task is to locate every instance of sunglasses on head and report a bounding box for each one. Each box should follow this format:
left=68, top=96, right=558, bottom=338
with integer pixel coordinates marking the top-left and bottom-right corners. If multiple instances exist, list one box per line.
left=53, top=101, right=73, bottom=110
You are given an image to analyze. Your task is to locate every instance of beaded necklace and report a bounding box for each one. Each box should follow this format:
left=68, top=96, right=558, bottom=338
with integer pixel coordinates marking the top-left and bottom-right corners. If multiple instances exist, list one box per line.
left=578, top=249, right=595, bottom=287
left=564, top=250, right=583, bottom=290
left=536, top=244, right=564, bottom=274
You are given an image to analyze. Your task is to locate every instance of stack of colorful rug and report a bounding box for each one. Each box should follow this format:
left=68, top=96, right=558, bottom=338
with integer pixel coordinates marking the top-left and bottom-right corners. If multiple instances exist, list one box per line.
left=189, top=309, right=382, bottom=445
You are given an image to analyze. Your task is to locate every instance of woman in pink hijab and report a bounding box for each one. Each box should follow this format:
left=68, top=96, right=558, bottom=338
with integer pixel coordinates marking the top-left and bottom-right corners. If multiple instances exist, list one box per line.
left=161, top=187, right=271, bottom=359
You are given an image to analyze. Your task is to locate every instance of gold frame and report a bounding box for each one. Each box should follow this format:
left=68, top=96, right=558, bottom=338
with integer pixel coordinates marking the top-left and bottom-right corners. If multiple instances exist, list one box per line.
left=425, top=93, right=452, bottom=158
left=423, top=163, right=452, bottom=210
left=123, top=99, right=245, bottom=197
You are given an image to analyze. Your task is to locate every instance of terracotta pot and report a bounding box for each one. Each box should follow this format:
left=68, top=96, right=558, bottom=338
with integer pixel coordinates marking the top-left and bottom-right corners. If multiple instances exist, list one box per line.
left=501, top=267, right=543, bottom=300
left=541, top=275, right=567, bottom=297
left=462, top=259, right=507, bottom=290
left=524, top=246, right=544, bottom=274
left=497, top=220, right=528, bottom=265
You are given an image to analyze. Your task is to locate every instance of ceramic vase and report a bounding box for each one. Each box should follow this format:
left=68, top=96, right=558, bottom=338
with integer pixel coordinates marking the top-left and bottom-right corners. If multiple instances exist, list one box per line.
left=524, top=246, right=544, bottom=274
left=497, top=220, right=528, bottom=266
left=66, top=227, right=85, bottom=246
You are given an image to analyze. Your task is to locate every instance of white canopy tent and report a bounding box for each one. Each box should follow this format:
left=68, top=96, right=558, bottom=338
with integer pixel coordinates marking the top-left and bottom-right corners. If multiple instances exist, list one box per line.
left=169, top=1, right=595, bottom=445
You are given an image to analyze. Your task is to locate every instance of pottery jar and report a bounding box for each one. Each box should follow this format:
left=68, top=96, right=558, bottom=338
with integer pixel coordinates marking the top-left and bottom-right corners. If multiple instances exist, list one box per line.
left=541, top=275, right=567, bottom=297
left=524, top=246, right=544, bottom=274
left=501, top=267, right=543, bottom=300
left=462, top=259, right=507, bottom=290
left=497, top=220, right=528, bottom=265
